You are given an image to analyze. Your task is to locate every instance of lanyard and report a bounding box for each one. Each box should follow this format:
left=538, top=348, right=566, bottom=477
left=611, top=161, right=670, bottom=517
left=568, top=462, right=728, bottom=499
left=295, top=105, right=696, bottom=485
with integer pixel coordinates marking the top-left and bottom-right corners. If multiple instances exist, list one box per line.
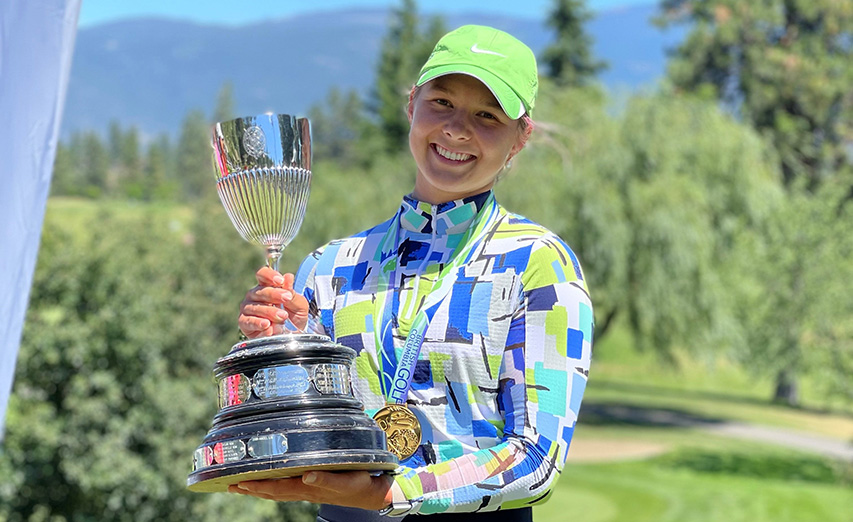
left=372, top=194, right=503, bottom=404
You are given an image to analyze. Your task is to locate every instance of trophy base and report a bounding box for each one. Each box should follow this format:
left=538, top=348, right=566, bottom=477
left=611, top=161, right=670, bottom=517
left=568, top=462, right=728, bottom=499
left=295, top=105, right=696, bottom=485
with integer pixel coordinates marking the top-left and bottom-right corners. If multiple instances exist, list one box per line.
left=187, top=450, right=399, bottom=493
left=187, top=334, right=399, bottom=493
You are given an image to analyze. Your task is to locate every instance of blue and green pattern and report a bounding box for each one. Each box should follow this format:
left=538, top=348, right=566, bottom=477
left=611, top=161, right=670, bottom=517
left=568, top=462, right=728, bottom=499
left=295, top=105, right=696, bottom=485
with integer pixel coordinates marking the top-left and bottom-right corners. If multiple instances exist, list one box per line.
left=295, top=191, right=593, bottom=514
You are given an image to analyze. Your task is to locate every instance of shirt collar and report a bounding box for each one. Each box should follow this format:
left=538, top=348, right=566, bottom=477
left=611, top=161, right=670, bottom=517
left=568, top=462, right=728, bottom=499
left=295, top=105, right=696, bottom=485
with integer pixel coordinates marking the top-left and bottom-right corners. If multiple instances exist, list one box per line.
left=399, top=191, right=492, bottom=235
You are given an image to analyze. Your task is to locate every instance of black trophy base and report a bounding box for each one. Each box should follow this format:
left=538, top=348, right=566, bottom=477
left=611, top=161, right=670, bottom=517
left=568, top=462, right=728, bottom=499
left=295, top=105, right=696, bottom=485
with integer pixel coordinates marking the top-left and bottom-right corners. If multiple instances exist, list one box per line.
left=187, top=334, right=398, bottom=493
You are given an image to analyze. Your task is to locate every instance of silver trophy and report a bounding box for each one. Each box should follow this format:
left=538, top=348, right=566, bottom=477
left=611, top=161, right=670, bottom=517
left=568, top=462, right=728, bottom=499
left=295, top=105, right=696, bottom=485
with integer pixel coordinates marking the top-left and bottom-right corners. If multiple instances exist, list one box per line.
left=187, top=114, right=397, bottom=493
left=212, top=113, right=311, bottom=272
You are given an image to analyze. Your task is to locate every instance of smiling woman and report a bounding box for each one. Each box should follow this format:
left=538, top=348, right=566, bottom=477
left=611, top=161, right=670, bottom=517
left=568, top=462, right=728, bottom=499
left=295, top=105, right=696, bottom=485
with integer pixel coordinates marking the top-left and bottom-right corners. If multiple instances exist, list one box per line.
left=235, top=25, right=594, bottom=522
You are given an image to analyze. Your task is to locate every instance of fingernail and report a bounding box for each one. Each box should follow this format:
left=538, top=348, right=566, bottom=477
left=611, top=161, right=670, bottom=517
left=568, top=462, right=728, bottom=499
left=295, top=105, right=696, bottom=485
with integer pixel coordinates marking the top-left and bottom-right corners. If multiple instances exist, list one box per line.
left=276, top=310, right=288, bottom=321
left=281, top=291, right=293, bottom=301
left=303, top=472, right=317, bottom=484
left=260, top=320, right=270, bottom=329
left=273, top=275, right=285, bottom=285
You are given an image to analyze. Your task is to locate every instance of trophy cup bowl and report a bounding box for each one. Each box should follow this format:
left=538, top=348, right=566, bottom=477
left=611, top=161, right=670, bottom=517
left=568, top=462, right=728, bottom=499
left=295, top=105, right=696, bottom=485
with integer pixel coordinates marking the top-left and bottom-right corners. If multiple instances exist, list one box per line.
left=187, top=114, right=398, bottom=493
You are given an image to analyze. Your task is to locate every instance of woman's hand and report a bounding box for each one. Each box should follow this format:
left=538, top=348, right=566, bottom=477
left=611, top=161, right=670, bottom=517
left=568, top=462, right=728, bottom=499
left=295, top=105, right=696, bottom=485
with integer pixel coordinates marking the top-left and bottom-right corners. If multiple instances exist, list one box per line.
left=238, top=266, right=310, bottom=338
left=228, top=471, right=393, bottom=510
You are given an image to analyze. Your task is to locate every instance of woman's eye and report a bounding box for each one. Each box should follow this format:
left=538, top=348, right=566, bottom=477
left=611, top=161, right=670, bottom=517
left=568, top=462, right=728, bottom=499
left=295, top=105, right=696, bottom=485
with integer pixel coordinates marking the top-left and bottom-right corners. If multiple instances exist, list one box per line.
left=479, top=111, right=497, bottom=120
left=434, top=98, right=451, bottom=106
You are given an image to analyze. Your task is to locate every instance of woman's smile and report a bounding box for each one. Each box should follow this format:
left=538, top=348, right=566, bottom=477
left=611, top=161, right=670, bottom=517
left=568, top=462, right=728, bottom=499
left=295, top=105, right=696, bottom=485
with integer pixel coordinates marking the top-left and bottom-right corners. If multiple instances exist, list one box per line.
left=432, top=143, right=475, bottom=163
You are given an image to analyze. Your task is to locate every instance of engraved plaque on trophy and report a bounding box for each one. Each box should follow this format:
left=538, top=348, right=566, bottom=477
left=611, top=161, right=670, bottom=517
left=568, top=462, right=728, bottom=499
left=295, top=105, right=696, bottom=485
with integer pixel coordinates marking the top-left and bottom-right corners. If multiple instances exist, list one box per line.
left=187, top=114, right=397, bottom=493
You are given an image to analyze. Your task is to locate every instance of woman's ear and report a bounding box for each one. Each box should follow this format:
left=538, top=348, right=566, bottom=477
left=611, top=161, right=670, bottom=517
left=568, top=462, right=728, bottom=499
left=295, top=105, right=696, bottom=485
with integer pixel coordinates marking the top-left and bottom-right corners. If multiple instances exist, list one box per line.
left=407, top=86, right=417, bottom=123
left=506, top=132, right=525, bottom=163
left=507, top=117, right=534, bottom=162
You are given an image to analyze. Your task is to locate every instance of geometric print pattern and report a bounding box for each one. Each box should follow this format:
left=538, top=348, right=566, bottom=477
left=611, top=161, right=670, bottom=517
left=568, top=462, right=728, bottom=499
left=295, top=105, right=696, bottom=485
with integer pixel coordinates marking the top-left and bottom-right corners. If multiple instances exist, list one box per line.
left=295, top=191, right=593, bottom=514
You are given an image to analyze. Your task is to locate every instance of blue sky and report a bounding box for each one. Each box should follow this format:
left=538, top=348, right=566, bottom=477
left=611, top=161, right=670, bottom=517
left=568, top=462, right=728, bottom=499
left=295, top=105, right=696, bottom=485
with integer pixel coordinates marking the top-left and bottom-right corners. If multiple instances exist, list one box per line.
left=78, top=0, right=655, bottom=28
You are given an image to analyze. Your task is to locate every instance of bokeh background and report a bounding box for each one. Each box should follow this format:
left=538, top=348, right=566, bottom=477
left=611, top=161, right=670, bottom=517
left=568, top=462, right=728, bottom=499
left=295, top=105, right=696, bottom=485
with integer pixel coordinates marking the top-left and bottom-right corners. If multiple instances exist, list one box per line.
left=2, top=1, right=852, bottom=521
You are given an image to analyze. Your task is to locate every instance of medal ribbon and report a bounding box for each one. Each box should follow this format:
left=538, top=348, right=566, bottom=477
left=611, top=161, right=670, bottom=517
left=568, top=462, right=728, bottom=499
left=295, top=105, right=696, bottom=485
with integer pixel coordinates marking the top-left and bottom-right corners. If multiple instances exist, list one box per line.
left=372, top=194, right=503, bottom=404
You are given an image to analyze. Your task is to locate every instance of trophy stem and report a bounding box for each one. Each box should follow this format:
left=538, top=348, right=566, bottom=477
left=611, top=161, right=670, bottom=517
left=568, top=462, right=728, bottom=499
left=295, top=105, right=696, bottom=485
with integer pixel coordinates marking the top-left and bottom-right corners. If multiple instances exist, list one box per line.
left=266, top=246, right=283, bottom=273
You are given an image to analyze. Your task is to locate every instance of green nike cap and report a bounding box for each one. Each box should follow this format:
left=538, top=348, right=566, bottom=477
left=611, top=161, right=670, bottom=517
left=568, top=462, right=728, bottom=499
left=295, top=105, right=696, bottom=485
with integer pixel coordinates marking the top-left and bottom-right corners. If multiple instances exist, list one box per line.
left=416, top=25, right=538, bottom=119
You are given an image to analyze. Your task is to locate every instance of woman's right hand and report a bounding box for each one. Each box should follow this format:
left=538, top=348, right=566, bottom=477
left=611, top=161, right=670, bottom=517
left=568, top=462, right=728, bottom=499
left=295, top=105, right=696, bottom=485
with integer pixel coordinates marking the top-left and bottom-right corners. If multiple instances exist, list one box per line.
left=238, top=266, right=310, bottom=338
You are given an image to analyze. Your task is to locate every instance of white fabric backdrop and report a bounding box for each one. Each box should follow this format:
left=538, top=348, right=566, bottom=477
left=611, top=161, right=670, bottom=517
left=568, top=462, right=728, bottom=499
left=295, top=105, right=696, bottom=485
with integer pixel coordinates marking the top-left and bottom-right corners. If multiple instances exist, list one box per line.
left=0, top=0, right=81, bottom=440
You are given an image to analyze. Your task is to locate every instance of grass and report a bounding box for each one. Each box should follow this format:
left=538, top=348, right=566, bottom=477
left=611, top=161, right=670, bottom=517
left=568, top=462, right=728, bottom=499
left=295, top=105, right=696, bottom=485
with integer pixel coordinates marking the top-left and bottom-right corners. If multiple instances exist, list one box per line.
left=536, top=456, right=852, bottom=522
left=43, top=196, right=194, bottom=241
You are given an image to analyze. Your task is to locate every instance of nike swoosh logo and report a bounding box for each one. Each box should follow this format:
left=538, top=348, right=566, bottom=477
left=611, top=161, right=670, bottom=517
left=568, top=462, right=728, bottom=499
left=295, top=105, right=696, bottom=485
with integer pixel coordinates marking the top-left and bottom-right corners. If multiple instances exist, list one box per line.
left=470, top=44, right=506, bottom=57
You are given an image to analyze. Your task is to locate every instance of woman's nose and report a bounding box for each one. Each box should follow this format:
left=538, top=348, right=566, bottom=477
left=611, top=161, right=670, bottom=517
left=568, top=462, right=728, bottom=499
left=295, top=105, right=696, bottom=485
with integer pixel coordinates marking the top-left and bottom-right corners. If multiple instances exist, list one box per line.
left=443, top=112, right=471, bottom=140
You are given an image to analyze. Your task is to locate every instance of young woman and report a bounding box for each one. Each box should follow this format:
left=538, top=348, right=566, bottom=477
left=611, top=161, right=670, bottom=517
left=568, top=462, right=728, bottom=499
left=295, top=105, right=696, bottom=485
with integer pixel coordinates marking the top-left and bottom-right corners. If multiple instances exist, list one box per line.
left=232, top=25, right=593, bottom=522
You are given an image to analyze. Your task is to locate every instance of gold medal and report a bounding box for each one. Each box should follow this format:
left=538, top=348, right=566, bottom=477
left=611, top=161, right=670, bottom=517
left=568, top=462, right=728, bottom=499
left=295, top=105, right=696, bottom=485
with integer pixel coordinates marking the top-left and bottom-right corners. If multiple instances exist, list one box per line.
left=373, top=404, right=422, bottom=460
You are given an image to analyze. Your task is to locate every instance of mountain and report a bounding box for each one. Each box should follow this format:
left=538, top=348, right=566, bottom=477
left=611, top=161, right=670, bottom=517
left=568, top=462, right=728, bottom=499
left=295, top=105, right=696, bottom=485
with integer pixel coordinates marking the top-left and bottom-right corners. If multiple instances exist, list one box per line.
left=62, top=5, right=685, bottom=139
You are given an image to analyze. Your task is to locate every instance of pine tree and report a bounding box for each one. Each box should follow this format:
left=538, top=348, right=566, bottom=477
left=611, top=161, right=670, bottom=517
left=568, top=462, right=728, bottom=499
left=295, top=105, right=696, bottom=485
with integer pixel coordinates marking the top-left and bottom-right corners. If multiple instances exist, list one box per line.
left=658, top=0, right=853, bottom=188
left=176, top=109, right=214, bottom=201
left=542, top=0, right=607, bottom=87
left=212, top=82, right=236, bottom=124
left=80, top=131, right=109, bottom=197
left=373, top=0, right=445, bottom=153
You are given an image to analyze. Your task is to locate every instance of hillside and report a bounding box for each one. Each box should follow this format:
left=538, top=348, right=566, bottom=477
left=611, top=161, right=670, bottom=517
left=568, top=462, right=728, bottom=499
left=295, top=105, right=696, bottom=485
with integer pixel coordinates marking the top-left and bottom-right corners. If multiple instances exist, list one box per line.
left=63, top=5, right=685, bottom=138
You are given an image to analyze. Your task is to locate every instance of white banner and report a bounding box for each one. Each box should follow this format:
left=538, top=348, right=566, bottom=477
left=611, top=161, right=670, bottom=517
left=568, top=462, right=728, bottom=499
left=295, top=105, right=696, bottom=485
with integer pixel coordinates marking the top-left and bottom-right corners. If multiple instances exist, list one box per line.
left=0, top=0, right=81, bottom=440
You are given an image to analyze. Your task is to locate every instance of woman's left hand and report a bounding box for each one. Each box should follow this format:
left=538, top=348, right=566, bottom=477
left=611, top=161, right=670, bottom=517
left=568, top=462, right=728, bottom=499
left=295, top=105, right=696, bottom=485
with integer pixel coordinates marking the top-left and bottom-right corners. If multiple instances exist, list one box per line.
left=228, top=471, right=393, bottom=510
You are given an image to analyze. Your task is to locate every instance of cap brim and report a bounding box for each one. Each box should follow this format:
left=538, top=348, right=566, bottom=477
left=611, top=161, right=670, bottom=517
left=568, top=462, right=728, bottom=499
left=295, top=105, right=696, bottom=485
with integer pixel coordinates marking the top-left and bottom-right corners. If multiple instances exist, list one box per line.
left=417, top=64, right=526, bottom=120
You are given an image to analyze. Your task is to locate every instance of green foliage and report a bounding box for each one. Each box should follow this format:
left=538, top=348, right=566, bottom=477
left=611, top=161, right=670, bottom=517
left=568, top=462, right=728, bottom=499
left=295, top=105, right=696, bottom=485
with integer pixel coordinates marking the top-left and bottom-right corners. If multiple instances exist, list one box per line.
left=53, top=131, right=112, bottom=198
left=308, top=88, right=384, bottom=168
left=50, top=141, right=81, bottom=197
left=373, top=0, right=446, bottom=153
left=730, top=174, right=853, bottom=404
left=499, top=82, right=778, bottom=358
left=0, top=201, right=318, bottom=521
left=658, top=0, right=853, bottom=187
left=657, top=0, right=853, bottom=404
left=213, top=82, right=236, bottom=124
left=52, top=106, right=217, bottom=204
left=542, top=0, right=607, bottom=87
left=177, top=109, right=216, bottom=202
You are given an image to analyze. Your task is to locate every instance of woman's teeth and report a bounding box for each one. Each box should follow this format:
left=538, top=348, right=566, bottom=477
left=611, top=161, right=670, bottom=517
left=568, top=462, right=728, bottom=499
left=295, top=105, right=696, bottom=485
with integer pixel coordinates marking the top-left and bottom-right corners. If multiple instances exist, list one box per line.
left=435, top=144, right=472, bottom=162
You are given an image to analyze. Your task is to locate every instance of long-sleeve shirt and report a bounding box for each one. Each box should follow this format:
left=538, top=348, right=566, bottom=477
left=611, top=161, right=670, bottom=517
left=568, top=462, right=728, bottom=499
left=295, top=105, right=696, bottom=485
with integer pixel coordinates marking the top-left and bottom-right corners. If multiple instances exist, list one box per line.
left=294, top=190, right=593, bottom=515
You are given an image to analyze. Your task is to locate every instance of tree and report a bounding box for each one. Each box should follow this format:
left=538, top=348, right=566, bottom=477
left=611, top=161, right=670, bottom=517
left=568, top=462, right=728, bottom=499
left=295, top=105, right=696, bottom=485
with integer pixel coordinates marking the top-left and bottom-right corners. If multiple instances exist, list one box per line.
left=0, top=202, right=317, bottom=521
left=212, top=81, right=236, bottom=124
left=120, top=126, right=144, bottom=198
left=541, top=0, right=607, bottom=87
left=309, top=87, right=384, bottom=168
left=658, top=0, right=853, bottom=188
left=731, top=175, right=853, bottom=406
left=497, top=84, right=778, bottom=357
left=50, top=141, right=81, bottom=197
left=144, top=134, right=176, bottom=200
left=658, top=0, right=853, bottom=403
left=373, top=0, right=445, bottom=153
left=176, top=109, right=214, bottom=201
left=80, top=131, right=110, bottom=197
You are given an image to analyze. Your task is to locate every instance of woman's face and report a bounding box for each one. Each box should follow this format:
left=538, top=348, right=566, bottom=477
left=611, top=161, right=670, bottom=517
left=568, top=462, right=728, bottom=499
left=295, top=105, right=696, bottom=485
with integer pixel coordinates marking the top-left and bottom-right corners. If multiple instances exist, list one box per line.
left=408, top=74, right=523, bottom=204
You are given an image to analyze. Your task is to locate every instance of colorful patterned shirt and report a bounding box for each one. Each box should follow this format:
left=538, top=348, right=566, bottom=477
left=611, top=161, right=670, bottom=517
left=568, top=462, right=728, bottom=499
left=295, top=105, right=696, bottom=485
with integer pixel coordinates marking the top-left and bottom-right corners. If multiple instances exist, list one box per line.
left=294, top=191, right=593, bottom=515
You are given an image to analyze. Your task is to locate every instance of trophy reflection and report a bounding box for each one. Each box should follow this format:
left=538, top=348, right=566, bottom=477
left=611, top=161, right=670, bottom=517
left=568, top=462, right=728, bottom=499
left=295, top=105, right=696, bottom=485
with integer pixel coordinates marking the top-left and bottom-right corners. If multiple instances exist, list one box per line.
left=187, top=113, right=397, bottom=493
